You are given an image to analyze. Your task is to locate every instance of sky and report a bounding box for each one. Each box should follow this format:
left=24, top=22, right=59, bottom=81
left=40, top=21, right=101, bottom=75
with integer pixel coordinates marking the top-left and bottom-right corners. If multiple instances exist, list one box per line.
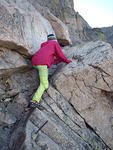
left=74, top=0, right=113, bottom=28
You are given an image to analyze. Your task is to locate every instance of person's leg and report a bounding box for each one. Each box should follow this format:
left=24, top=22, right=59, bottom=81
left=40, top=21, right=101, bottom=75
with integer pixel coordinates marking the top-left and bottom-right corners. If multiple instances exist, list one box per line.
left=32, top=65, right=49, bottom=103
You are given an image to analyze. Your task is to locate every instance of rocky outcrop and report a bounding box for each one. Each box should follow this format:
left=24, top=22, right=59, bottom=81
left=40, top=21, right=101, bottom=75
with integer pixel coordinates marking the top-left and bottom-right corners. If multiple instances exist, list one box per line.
left=53, top=41, right=113, bottom=149
left=0, top=0, right=71, bottom=55
left=33, top=0, right=110, bottom=45
left=101, top=26, right=113, bottom=47
left=0, top=0, right=113, bottom=150
left=0, top=47, right=28, bottom=76
left=84, top=28, right=106, bottom=42
left=29, top=0, right=92, bottom=45
left=24, top=85, right=110, bottom=150
left=0, top=0, right=55, bottom=57
left=0, top=40, right=113, bottom=149
left=19, top=41, right=113, bottom=150
left=28, top=0, right=72, bottom=46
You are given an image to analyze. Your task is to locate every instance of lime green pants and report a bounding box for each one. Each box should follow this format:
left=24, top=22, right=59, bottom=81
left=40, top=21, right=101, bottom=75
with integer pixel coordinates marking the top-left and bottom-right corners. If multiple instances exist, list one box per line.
left=32, top=65, right=49, bottom=102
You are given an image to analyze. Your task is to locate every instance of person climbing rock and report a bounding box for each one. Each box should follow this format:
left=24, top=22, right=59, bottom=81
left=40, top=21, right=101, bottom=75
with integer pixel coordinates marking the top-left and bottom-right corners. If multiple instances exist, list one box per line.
left=29, top=34, right=72, bottom=109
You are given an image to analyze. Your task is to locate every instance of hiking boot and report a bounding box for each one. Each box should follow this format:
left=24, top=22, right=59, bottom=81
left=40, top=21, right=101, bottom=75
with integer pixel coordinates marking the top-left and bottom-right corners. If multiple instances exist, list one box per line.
left=29, top=101, right=44, bottom=110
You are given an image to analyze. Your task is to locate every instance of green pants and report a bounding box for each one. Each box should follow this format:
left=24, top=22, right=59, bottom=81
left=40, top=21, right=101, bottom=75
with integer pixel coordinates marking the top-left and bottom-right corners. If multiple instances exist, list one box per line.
left=32, top=65, right=49, bottom=102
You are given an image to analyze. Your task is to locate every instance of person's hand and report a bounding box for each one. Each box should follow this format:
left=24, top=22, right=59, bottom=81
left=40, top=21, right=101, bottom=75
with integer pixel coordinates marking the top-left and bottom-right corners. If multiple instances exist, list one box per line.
left=66, top=59, right=72, bottom=64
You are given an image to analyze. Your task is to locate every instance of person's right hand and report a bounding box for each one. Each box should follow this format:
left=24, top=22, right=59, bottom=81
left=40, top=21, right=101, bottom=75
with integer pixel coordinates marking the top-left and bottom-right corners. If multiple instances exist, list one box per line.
left=66, top=59, right=72, bottom=64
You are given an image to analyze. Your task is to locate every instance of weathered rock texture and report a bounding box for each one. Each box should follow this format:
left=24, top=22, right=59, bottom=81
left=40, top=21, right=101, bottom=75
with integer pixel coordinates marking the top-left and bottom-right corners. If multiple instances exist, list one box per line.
left=0, top=0, right=55, bottom=56
left=85, top=28, right=106, bottom=42
left=101, top=26, right=113, bottom=47
left=28, top=0, right=72, bottom=46
left=0, top=0, right=113, bottom=150
left=0, top=0, right=71, bottom=56
left=29, top=0, right=92, bottom=45
left=20, top=41, right=113, bottom=150
left=53, top=41, right=113, bottom=149
left=30, top=0, right=107, bottom=45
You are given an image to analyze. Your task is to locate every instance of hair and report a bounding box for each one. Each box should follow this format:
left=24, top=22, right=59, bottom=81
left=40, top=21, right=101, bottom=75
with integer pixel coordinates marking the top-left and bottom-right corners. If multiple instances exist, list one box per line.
left=47, top=34, right=56, bottom=40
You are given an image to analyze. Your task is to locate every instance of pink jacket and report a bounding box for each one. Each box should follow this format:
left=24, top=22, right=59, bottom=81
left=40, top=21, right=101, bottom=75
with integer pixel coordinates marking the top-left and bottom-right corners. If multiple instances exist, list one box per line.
left=32, top=40, right=71, bottom=68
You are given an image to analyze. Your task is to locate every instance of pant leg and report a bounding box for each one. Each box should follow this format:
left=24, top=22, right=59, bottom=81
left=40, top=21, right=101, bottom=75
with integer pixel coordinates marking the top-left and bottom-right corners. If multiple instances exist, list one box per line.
left=32, top=65, right=49, bottom=102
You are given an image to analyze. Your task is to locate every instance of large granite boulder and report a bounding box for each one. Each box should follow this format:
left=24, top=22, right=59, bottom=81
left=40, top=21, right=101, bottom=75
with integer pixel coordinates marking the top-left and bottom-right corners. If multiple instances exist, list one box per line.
left=0, top=0, right=54, bottom=56
left=28, top=0, right=72, bottom=46
left=53, top=41, right=113, bottom=149
left=33, top=0, right=91, bottom=44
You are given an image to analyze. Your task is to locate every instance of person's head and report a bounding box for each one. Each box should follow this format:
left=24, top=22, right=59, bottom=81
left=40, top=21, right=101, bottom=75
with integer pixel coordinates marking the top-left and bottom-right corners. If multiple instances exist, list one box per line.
left=47, top=34, right=56, bottom=40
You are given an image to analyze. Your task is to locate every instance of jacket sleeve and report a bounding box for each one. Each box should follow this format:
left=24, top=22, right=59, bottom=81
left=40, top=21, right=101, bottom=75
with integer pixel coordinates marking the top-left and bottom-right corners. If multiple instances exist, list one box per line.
left=55, top=42, right=72, bottom=64
left=53, top=57, right=62, bottom=65
left=40, top=42, right=47, bottom=48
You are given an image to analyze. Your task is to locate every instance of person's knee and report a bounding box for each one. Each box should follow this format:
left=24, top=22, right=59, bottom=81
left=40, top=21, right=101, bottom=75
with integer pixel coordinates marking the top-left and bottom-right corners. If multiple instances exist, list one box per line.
left=42, top=81, right=49, bottom=90
left=44, top=82, right=49, bottom=90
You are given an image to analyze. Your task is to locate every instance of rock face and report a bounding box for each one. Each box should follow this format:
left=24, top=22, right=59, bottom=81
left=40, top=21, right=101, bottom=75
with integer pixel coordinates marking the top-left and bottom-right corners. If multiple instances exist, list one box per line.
left=29, top=0, right=92, bottom=45
left=84, top=28, right=106, bottom=42
left=0, top=0, right=113, bottom=150
left=0, top=0, right=54, bottom=56
left=0, top=0, right=71, bottom=56
left=21, top=41, right=113, bottom=150
left=53, top=41, right=113, bottom=149
left=0, top=47, right=28, bottom=76
left=28, top=0, right=72, bottom=46
left=29, top=0, right=107, bottom=45
left=101, top=26, right=113, bottom=47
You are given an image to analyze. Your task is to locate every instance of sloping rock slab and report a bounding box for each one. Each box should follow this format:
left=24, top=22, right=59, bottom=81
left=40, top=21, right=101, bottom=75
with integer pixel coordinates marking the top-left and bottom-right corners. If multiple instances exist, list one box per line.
left=53, top=41, right=113, bottom=149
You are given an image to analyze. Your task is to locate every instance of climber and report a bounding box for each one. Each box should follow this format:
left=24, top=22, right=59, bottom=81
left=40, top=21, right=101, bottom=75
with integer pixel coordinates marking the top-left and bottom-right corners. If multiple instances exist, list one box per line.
left=29, top=34, right=72, bottom=109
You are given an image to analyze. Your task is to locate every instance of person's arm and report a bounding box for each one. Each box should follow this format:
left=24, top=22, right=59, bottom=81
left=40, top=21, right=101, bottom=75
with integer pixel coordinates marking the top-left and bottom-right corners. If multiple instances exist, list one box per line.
left=55, top=42, right=72, bottom=64
left=54, top=56, right=62, bottom=65
left=40, top=42, right=45, bottom=48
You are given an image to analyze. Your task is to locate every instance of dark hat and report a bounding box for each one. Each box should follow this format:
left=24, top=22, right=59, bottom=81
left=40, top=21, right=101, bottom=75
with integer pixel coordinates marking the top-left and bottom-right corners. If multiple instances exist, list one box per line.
left=47, top=34, right=56, bottom=39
